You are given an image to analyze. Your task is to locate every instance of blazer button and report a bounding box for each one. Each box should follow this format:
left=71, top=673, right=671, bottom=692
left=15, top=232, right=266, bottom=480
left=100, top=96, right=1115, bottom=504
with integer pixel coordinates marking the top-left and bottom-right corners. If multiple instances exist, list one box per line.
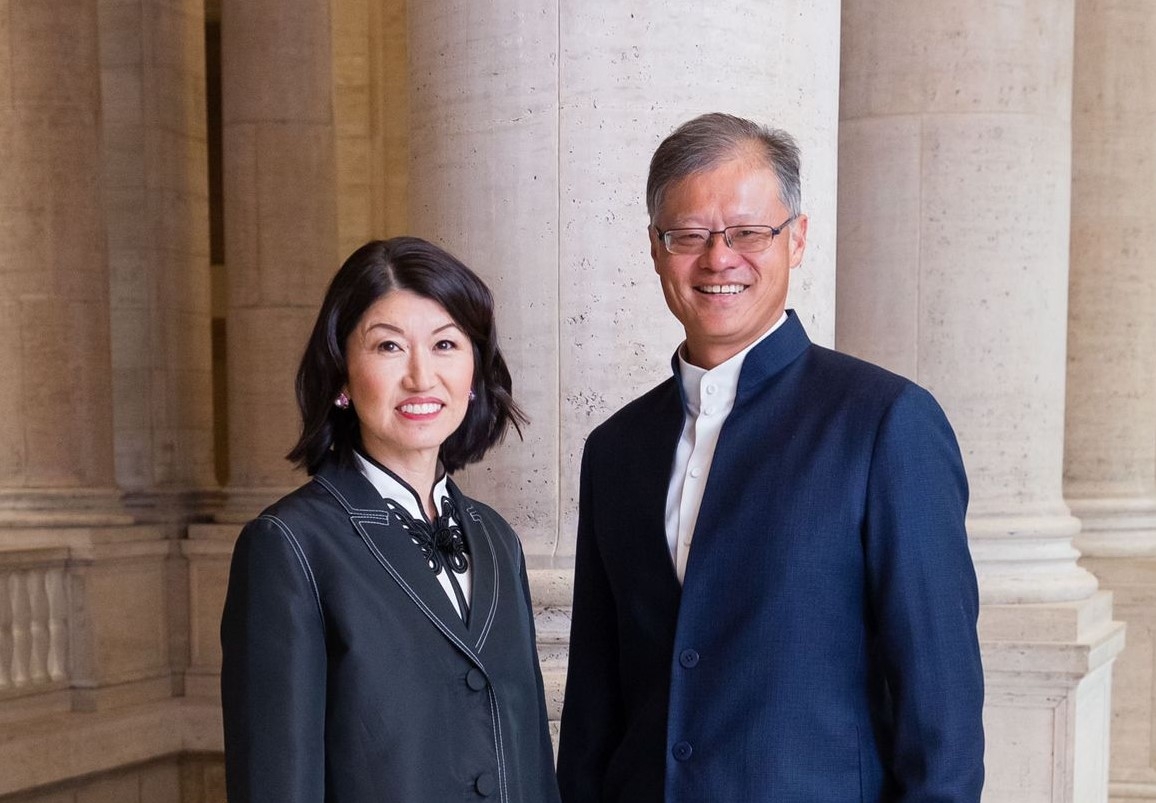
left=679, top=649, right=699, bottom=668
left=474, top=771, right=496, bottom=796
left=465, top=668, right=488, bottom=691
left=672, top=741, right=693, bottom=761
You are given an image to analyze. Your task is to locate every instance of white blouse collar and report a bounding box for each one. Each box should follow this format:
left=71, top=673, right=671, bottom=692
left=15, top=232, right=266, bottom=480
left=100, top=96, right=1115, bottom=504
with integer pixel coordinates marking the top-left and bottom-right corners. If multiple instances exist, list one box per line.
left=354, top=451, right=451, bottom=523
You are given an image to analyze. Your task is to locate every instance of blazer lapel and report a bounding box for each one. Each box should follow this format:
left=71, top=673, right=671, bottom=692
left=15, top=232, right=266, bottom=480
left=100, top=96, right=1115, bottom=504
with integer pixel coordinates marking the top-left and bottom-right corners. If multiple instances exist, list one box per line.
left=632, top=380, right=688, bottom=588
left=313, top=464, right=479, bottom=660
left=356, top=515, right=472, bottom=629
left=448, top=483, right=500, bottom=653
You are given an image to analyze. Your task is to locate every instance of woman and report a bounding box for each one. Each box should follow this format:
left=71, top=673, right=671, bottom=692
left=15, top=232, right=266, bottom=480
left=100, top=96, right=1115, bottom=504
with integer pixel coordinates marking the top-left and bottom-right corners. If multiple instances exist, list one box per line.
left=220, top=237, right=560, bottom=803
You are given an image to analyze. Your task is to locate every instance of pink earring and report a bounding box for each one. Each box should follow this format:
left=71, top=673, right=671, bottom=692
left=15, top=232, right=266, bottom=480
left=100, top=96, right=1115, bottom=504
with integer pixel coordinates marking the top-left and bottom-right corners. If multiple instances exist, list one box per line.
left=468, top=390, right=476, bottom=402
left=335, top=392, right=350, bottom=409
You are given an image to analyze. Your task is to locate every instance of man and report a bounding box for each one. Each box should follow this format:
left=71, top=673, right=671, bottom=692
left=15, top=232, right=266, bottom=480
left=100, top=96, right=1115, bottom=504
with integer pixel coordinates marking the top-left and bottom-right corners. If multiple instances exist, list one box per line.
left=556, top=113, right=984, bottom=802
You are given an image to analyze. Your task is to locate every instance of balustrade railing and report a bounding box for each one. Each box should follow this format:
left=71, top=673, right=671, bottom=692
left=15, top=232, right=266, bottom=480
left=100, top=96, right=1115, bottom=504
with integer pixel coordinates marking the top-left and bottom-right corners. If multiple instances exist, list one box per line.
left=0, top=549, right=69, bottom=695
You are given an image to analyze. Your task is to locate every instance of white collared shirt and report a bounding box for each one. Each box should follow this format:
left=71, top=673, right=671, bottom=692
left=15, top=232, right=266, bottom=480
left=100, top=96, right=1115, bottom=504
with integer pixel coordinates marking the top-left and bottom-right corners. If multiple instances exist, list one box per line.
left=355, top=452, right=473, bottom=618
left=665, top=313, right=788, bottom=583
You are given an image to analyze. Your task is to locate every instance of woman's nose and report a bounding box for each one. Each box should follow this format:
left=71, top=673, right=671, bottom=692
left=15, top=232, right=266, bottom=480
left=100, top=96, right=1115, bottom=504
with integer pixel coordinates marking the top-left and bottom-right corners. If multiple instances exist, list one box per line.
left=403, top=351, right=433, bottom=389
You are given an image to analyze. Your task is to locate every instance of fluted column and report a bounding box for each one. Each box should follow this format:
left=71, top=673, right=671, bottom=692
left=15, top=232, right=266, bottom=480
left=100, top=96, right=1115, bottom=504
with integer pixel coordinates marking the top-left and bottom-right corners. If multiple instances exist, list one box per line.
left=838, top=1, right=1123, bottom=799
left=408, top=0, right=840, bottom=563
left=99, top=0, right=218, bottom=526
left=219, top=0, right=339, bottom=518
left=0, top=0, right=126, bottom=526
left=1066, top=0, right=1156, bottom=796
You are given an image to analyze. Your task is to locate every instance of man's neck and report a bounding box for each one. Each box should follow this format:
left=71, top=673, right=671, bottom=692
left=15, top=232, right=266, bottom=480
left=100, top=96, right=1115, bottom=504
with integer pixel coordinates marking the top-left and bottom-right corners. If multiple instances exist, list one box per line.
left=682, top=312, right=790, bottom=370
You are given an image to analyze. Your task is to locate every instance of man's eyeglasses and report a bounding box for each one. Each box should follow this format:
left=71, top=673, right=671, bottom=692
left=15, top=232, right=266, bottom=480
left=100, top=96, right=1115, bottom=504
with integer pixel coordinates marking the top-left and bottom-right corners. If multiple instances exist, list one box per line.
left=656, top=216, right=796, bottom=255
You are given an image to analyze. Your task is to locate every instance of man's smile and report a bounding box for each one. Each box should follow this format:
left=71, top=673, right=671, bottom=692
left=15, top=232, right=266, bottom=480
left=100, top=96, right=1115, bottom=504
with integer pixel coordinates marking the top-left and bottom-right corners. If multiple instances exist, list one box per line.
left=695, top=283, right=747, bottom=295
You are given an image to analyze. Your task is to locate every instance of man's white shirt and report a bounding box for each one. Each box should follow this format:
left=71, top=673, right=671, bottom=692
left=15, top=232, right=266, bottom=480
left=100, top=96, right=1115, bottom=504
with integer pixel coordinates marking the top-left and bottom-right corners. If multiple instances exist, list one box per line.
left=665, top=312, right=788, bottom=583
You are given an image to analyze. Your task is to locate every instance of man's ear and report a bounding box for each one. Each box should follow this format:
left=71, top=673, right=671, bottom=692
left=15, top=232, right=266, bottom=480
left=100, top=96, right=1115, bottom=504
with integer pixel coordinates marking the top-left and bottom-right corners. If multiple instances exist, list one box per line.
left=788, top=214, right=808, bottom=269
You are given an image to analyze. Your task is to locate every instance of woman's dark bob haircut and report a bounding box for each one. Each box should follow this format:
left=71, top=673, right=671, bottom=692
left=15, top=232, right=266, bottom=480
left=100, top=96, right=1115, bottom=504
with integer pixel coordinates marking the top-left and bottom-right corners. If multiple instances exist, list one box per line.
left=287, top=236, right=527, bottom=475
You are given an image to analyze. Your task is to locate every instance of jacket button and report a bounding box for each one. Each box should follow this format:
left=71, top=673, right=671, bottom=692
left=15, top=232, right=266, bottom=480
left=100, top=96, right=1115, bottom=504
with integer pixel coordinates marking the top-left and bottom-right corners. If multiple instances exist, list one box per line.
left=465, top=668, right=488, bottom=691
left=672, top=741, right=693, bottom=761
left=474, top=771, right=496, bottom=796
left=679, top=649, right=699, bottom=668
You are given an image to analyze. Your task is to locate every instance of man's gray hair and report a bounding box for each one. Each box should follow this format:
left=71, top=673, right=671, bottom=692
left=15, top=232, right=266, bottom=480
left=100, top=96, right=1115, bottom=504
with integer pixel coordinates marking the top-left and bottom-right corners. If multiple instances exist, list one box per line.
left=646, top=112, right=802, bottom=223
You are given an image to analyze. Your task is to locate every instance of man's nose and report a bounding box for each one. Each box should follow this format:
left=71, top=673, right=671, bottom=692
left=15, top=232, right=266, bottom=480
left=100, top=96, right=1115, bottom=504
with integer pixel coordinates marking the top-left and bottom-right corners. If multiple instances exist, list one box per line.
left=699, top=231, right=740, bottom=270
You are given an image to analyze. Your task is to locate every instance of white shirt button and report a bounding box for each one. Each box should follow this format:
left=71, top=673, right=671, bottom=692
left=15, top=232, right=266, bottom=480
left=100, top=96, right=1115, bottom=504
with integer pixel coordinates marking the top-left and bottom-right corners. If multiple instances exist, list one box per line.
left=689, top=467, right=703, bottom=479
left=705, top=384, right=717, bottom=395
left=703, top=405, right=716, bottom=416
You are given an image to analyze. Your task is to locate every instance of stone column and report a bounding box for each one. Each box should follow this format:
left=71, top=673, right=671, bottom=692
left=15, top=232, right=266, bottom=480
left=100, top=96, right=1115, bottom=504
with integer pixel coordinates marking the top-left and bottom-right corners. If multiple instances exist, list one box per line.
left=98, top=0, right=217, bottom=708
left=838, top=1, right=1124, bottom=799
left=0, top=0, right=124, bottom=525
left=0, top=0, right=173, bottom=718
left=184, top=0, right=340, bottom=704
left=373, top=0, right=409, bottom=238
left=99, top=0, right=218, bottom=525
left=408, top=0, right=840, bottom=562
left=407, top=1, right=562, bottom=558
left=184, top=0, right=399, bottom=705
left=1065, top=0, right=1156, bottom=797
left=217, top=0, right=340, bottom=518
left=408, top=0, right=840, bottom=733
left=332, top=0, right=408, bottom=255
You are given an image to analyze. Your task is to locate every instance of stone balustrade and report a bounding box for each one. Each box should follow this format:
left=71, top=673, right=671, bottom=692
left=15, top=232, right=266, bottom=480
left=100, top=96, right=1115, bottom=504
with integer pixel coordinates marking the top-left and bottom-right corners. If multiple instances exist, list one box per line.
left=0, top=548, right=70, bottom=699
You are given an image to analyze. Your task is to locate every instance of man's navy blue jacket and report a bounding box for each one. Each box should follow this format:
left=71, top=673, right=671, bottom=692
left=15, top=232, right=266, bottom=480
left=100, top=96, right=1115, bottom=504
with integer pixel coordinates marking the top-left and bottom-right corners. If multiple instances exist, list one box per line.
left=557, top=310, right=984, bottom=802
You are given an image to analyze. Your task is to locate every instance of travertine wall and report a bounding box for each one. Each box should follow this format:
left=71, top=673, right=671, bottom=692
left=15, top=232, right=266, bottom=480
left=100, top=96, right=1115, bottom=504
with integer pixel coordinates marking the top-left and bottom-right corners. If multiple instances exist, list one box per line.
left=1066, top=0, right=1156, bottom=799
left=0, top=0, right=119, bottom=513
left=838, top=0, right=1125, bottom=799
left=0, top=755, right=224, bottom=803
left=408, top=0, right=840, bottom=560
left=839, top=0, right=1092, bottom=603
left=100, top=0, right=217, bottom=524
left=331, top=0, right=408, bottom=254
left=218, top=0, right=340, bottom=517
left=2, top=0, right=1155, bottom=801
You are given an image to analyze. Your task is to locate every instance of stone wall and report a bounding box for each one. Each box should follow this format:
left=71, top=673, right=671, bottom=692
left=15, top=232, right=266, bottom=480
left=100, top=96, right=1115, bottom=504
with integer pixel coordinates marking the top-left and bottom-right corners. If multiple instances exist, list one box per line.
left=1, top=1, right=1154, bottom=801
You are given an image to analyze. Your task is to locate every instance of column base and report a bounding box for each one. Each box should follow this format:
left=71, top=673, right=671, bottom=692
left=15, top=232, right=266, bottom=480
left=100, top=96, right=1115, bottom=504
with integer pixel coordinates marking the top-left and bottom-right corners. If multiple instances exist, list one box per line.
left=1080, top=549, right=1156, bottom=802
left=1071, top=495, right=1156, bottom=557
left=121, top=487, right=225, bottom=530
left=1110, top=779, right=1156, bottom=801
left=980, top=591, right=1125, bottom=802
left=0, top=489, right=132, bottom=528
left=968, top=512, right=1102, bottom=603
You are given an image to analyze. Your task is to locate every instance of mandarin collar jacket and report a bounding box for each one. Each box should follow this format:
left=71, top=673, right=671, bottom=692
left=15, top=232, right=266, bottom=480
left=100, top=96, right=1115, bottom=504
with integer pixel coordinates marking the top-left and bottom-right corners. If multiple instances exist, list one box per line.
left=557, top=310, right=984, bottom=802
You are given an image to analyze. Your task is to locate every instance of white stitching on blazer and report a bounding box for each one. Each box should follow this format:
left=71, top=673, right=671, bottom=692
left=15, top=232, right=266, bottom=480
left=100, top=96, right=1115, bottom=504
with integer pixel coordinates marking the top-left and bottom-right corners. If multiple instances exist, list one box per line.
left=314, top=473, right=513, bottom=801
left=257, top=514, right=325, bottom=631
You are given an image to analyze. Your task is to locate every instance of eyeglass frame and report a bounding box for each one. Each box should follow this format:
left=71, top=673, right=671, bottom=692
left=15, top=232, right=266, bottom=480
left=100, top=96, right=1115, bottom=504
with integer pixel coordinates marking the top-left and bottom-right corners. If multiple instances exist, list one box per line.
left=654, top=215, right=797, bottom=255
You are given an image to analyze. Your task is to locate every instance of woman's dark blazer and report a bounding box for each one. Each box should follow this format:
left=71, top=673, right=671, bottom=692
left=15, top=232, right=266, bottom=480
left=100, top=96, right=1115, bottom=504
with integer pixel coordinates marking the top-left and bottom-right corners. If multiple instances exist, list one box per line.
left=220, top=457, right=560, bottom=803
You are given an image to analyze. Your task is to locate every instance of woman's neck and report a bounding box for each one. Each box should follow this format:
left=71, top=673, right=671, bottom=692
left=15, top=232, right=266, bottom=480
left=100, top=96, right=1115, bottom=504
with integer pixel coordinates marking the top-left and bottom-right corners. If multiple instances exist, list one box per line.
left=370, top=451, right=440, bottom=519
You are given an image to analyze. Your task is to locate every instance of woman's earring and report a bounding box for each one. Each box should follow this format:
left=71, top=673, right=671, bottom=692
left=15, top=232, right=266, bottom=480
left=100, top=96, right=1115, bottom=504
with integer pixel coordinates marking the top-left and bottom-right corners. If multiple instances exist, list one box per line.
left=335, top=391, right=350, bottom=409
left=468, top=390, right=476, bottom=402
